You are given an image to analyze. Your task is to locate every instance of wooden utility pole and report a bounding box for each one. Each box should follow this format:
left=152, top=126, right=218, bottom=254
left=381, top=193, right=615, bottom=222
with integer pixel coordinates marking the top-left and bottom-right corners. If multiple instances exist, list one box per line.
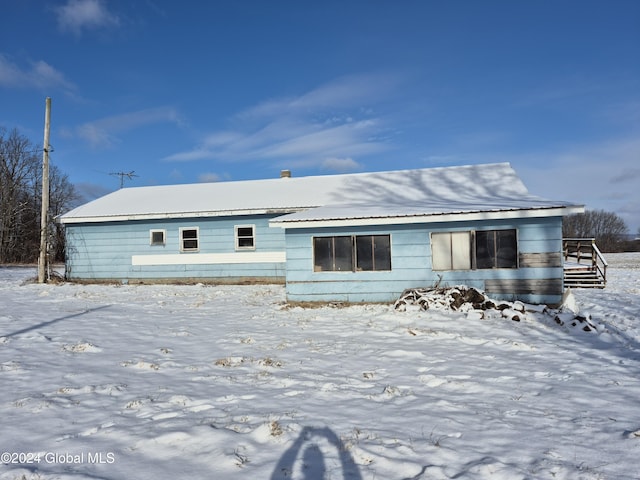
left=38, top=97, right=51, bottom=284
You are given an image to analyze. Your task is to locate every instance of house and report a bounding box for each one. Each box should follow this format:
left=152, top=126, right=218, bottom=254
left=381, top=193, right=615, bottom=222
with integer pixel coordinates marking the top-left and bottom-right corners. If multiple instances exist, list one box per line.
left=58, top=163, right=584, bottom=304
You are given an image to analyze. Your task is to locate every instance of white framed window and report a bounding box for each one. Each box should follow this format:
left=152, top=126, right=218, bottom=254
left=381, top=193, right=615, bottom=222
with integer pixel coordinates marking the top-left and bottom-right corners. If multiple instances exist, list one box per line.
left=180, top=227, right=199, bottom=252
left=149, top=229, right=166, bottom=246
left=235, top=225, right=255, bottom=250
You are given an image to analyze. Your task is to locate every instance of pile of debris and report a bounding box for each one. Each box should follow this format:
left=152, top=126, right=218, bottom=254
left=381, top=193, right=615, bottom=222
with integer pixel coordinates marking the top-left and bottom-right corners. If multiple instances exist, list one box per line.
left=394, top=285, right=600, bottom=332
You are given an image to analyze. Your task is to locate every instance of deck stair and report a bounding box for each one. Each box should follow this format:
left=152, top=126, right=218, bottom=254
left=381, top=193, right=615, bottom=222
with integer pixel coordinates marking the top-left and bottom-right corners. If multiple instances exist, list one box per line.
left=563, top=238, right=607, bottom=289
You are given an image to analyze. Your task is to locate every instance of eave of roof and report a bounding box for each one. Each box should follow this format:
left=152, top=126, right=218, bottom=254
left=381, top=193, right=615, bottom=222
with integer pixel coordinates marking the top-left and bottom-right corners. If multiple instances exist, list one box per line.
left=58, top=207, right=305, bottom=224
left=269, top=203, right=585, bottom=229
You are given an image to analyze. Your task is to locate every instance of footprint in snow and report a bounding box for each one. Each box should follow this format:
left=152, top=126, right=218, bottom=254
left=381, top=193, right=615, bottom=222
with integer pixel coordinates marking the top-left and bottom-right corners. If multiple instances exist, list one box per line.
left=418, top=375, right=448, bottom=388
left=62, top=342, right=102, bottom=353
left=121, top=360, right=160, bottom=370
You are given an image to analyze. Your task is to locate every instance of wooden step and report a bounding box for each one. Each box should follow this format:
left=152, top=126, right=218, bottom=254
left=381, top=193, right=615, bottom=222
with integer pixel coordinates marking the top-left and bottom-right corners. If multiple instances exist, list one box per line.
left=564, top=284, right=606, bottom=289
left=564, top=269, right=605, bottom=288
left=563, top=238, right=607, bottom=289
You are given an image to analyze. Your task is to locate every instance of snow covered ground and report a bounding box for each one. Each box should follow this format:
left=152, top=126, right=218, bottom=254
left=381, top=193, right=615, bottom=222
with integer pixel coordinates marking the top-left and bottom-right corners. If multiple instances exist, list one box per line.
left=1, top=253, right=639, bottom=480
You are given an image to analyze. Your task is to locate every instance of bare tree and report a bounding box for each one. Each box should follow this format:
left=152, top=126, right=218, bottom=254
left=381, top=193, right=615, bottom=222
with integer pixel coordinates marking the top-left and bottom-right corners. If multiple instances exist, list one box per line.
left=563, top=209, right=629, bottom=252
left=0, top=127, right=78, bottom=264
left=0, top=128, right=40, bottom=263
left=49, top=166, right=79, bottom=262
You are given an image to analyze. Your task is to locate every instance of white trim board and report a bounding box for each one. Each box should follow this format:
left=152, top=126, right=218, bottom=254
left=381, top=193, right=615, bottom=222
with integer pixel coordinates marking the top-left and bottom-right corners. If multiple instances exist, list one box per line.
left=132, top=251, right=286, bottom=266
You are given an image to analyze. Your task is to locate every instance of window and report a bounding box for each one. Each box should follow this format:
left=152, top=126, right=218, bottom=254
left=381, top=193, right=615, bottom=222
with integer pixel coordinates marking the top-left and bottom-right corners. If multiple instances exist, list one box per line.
left=313, top=235, right=391, bottom=272
left=475, top=229, right=517, bottom=269
left=180, top=227, right=199, bottom=252
left=356, top=235, right=391, bottom=271
left=150, top=229, right=166, bottom=246
left=431, top=232, right=471, bottom=270
left=235, top=225, right=255, bottom=250
left=432, top=229, right=517, bottom=270
left=313, top=236, right=352, bottom=272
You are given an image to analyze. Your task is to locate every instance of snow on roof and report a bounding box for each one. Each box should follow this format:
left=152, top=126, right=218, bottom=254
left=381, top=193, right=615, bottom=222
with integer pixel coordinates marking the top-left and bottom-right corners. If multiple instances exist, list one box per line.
left=270, top=198, right=583, bottom=228
left=59, top=163, right=583, bottom=224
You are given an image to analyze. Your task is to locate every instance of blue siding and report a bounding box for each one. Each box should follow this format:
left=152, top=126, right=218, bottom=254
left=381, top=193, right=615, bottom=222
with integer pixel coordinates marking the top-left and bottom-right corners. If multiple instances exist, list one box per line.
left=65, top=214, right=286, bottom=282
left=65, top=210, right=566, bottom=305
left=284, top=217, right=565, bottom=304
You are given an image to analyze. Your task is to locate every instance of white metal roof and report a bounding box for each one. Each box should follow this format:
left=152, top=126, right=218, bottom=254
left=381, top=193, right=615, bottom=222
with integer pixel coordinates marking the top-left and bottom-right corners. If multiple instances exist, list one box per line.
left=269, top=201, right=583, bottom=228
left=59, top=163, right=583, bottom=225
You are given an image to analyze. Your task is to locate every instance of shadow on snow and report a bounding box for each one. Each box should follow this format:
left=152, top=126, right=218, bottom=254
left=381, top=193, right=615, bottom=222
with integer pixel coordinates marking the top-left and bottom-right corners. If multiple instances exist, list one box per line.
left=271, top=426, right=362, bottom=480
left=1, top=305, right=111, bottom=339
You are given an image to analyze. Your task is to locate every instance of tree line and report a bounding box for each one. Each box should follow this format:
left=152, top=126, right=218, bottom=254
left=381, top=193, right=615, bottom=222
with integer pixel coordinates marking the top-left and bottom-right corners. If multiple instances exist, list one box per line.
left=563, top=209, right=635, bottom=252
left=0, top=127, right=77, bottom=264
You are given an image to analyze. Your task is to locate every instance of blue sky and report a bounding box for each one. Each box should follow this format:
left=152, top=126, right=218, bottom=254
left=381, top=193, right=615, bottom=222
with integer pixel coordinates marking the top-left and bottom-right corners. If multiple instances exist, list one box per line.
left=1, top=0, right=639, bottom=232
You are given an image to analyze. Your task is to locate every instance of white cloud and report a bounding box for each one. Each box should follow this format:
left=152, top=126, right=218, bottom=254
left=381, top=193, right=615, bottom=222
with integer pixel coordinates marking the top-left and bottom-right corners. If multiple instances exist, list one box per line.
left=72, top=107, right=184, bottom=148
left=0, top=54, right=75, bottom=92
left=198, top=172, right=221, bottom=183
left=54, top=0, right=120, bottom=35
left=236, top=73, right=397, bottom=120
left=164, top=74, right=397, bottom=167
left=256, top=120, right=382, bottom=159
left=76, top=123, right=115, bottom=147
left=321, top=157, right=362, bottom=172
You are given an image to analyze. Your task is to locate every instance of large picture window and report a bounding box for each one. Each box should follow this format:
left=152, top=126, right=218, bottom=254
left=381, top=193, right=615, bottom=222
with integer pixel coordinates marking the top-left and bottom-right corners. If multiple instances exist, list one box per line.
left=432, top=229, right=517, bottom=270
left=313, top=235, right=391, bottom=272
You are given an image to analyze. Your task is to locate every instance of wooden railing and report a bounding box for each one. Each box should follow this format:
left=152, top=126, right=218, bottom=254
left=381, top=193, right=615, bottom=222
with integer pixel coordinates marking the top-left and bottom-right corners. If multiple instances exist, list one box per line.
left=563, top=238, right=608, bottom=285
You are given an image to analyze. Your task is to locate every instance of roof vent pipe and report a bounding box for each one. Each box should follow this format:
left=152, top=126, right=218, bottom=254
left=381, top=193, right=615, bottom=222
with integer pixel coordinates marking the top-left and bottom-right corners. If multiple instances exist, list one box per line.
left=280, top=169, right=292, bottom=178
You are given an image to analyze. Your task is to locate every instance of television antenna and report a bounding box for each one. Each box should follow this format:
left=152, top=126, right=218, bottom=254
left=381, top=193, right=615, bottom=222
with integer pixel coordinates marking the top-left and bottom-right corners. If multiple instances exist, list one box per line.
left=110, top=170, right=138, bottom=188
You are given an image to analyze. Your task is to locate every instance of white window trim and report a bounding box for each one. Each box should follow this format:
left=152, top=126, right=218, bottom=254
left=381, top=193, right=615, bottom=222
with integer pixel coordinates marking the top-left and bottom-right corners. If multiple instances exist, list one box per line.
left=235, top=224, right=256, bottom=251
left=179, top=226, right=200, bottom=252
left=149, top=229, right=166, bottom=246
